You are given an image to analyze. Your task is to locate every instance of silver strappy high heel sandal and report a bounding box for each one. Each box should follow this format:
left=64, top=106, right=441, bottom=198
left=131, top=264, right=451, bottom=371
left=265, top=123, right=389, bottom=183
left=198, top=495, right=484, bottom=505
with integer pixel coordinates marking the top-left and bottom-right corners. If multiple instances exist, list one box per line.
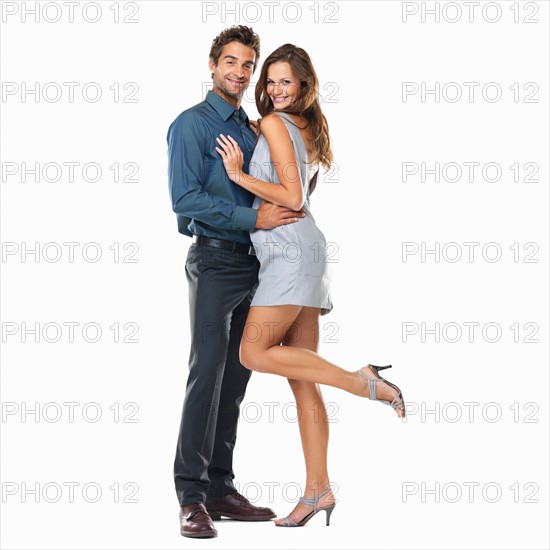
left=358, top=364, right=406, bottom=417
left=276, top=487, right=336, bottom=527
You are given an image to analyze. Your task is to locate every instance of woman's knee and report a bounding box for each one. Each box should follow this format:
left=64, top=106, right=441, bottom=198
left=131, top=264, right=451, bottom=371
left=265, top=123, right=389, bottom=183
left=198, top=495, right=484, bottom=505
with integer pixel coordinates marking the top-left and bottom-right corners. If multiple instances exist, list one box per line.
left=239, top=342, right=267, bottom=373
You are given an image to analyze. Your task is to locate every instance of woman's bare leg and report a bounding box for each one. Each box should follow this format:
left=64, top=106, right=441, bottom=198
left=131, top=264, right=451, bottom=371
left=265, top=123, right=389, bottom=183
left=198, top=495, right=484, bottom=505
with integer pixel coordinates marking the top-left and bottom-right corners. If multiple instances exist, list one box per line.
left=275, top=306, right=335, bottom=525
left=240, top=305, right=404, bottom=417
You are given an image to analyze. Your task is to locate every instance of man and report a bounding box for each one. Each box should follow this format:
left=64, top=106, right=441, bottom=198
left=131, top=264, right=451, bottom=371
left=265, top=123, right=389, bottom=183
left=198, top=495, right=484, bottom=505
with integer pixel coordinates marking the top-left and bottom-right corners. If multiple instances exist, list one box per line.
left=166, top=25, right=304, bottom=539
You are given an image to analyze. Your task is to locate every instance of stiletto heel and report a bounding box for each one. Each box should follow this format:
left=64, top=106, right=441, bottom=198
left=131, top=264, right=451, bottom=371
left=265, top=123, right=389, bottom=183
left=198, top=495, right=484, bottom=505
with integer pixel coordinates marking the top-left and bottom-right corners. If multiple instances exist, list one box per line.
left=371, top=364, right=392, bottom=372
left=358, top=364, right=406, bottom=417
left=276, top=488, right=335, bottom=527
left=325, top=505, right=335, bottom=526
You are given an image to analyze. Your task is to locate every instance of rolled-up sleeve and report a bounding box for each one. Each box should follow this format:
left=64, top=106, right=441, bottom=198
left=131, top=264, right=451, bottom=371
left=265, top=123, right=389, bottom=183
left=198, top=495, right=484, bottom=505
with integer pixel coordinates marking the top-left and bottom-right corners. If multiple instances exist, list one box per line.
left=167, top=112, right=257, bottom=233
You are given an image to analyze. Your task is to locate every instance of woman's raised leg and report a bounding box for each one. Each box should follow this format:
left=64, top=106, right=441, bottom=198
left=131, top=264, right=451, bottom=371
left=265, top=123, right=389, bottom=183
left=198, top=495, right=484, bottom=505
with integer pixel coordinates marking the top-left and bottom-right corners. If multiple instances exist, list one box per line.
left=239, top=305, right=405, bottom=417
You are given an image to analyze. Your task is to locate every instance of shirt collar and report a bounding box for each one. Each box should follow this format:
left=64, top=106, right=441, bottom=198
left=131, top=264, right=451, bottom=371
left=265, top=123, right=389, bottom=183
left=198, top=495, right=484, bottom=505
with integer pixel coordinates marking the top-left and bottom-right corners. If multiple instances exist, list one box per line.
left=205, top=90, right=249, bottom=123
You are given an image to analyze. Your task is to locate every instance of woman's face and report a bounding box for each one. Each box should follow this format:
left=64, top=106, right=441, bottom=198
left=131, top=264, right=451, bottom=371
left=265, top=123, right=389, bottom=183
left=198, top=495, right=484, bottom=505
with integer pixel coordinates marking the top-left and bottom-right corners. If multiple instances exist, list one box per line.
left=266, top=61, right=300, bottom=110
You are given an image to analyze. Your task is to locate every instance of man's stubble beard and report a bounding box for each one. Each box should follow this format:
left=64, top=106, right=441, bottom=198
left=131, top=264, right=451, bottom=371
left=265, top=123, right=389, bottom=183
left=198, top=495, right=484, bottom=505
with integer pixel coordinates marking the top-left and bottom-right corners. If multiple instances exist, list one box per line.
left=213, top=77, right=248, bottom=104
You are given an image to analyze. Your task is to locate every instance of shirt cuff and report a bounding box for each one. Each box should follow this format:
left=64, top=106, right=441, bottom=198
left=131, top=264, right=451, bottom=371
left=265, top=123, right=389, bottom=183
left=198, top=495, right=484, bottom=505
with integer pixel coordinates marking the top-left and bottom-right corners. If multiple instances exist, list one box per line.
left=234, top=205, right=258, bottom=232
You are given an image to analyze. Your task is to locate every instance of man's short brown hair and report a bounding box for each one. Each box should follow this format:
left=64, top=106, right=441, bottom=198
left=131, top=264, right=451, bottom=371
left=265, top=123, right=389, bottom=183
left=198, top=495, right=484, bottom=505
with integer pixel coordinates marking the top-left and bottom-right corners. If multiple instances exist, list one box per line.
left=209, top=25, right=260, bottom=72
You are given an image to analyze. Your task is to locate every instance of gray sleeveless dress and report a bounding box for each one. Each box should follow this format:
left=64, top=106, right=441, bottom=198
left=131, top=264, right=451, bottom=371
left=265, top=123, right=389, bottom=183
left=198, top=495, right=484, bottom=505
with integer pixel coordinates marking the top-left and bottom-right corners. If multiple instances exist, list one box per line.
left=248, top=111, right=333, bottom=315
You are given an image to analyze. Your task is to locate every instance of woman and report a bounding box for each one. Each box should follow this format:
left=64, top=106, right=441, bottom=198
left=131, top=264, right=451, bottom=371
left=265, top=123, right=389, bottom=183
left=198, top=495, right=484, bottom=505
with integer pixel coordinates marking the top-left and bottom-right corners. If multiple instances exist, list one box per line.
left=215, top=44, right=405, bottom=527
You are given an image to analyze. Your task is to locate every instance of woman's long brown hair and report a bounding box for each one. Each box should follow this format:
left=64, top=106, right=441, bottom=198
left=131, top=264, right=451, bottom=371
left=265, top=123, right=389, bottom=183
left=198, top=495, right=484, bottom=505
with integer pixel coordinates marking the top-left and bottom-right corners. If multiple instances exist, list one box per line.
left=255, top=44, right=333, bottom=172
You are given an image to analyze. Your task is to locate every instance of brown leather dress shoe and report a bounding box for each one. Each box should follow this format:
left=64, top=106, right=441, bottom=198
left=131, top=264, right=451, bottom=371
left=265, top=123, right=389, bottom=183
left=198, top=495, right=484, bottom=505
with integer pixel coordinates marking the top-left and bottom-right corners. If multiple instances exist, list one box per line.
left=206, top=491, right=276, bottom=521
left=179, top=502, right=218, bottom=538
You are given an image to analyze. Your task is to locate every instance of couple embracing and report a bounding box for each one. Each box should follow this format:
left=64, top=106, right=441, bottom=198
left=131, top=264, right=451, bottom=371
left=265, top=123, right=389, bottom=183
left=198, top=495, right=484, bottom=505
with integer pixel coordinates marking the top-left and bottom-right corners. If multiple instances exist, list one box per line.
left=166, top=25, right=405, bottom=539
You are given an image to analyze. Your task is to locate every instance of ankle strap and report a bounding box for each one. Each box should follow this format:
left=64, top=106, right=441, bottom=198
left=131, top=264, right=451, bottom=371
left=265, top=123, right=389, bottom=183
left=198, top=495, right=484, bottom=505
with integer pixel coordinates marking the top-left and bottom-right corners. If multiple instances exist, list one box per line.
left=298, top=487, right=331, bottom=513
left=358, top=370, right=378, bottom=401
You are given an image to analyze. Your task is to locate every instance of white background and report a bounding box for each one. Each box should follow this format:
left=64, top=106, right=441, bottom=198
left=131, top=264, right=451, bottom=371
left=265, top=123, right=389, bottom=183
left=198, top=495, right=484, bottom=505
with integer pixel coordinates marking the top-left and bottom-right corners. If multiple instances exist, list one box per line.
left=1, top=1, right=548, bottom=548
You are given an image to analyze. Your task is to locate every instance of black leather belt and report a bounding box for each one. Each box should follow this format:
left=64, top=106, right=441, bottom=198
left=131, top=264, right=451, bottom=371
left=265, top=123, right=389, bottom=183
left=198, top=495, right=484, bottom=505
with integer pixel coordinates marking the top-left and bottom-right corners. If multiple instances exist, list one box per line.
left=193, top=235, right=256, bottom=255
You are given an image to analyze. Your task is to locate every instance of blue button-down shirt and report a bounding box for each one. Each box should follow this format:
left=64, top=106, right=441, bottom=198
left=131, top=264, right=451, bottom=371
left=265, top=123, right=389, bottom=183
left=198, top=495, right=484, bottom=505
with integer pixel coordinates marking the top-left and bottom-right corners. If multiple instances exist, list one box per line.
left=167, top=90, right=258, bottom=245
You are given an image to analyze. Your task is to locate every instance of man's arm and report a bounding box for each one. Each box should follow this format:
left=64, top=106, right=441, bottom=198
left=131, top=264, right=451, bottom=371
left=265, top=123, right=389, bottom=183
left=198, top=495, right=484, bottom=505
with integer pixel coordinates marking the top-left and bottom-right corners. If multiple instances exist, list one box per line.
left=255, top=199, right=305, bottom=230
left=167, top=111, right=258, bottom=232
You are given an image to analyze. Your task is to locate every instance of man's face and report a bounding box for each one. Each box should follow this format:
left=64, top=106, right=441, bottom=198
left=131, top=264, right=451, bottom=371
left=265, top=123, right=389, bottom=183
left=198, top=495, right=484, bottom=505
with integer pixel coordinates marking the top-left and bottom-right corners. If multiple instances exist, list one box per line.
left=209, top=41, right=256, bottom=104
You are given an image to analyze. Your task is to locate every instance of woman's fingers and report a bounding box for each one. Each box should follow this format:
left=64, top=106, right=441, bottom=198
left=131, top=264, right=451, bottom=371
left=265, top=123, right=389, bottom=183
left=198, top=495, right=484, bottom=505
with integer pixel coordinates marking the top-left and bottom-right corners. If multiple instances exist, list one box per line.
left=216, top=135, right=243, bottom=178
left=217, top=134, right=233, bottom=149
left=217, top=134, right=243, bottom=154
left=215, top=136, right=230, bottom=151
left=226, top=134, right=239, bottom=147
